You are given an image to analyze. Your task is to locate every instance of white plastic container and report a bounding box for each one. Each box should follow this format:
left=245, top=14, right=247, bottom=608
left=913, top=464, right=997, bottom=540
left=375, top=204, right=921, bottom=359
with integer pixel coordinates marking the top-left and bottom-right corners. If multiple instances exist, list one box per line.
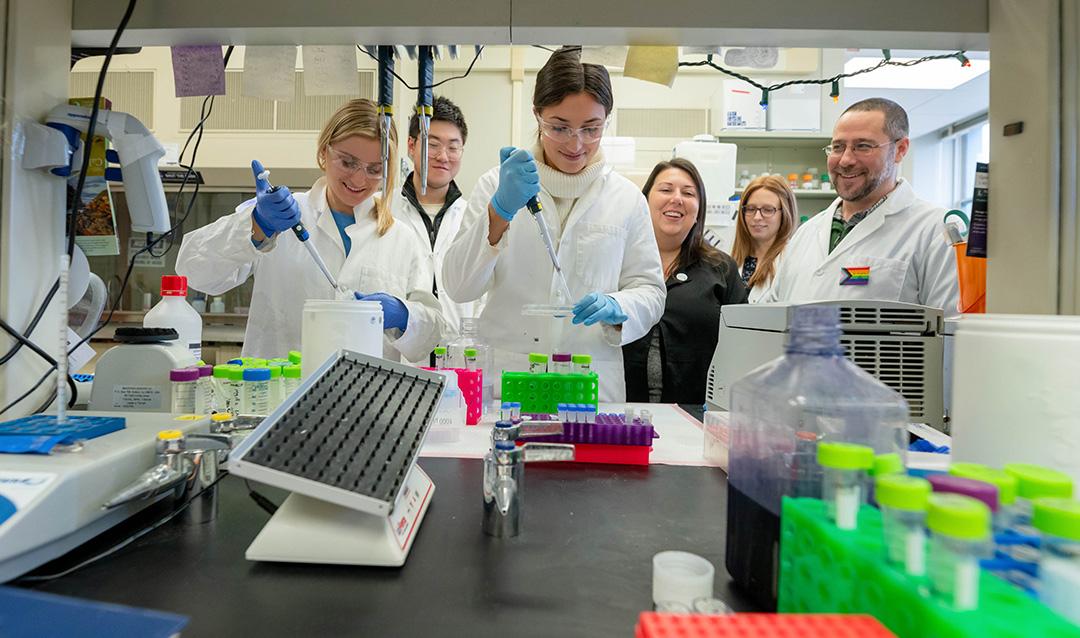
left=243, top=368, right=271, bottom=415
left=144, top=275, right=203, bottom=360
left=301, top=299, right=383, bottom=379
left=209, top=296, right=225, bottom=313
left=282, top=364, right=302, bottom=399
left=652, top=551, right=715, bottom=609
left=951, top=315, right=1080, bottom=486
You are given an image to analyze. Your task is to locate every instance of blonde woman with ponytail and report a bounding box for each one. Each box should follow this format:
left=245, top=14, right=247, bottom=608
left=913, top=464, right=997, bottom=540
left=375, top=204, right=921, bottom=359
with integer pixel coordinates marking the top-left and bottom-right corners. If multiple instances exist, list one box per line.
left=178, top=98, right=447, bottom=361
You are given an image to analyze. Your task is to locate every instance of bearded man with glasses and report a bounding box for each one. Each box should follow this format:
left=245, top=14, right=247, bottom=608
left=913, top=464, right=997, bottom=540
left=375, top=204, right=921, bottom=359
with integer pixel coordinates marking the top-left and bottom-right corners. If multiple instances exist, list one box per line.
left=760, top=98, right=960, bottom=314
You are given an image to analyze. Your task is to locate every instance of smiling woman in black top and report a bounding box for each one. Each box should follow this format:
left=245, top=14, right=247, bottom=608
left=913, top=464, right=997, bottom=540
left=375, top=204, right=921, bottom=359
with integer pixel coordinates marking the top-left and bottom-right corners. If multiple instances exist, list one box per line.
left=623, top=159, right=748, bottom=404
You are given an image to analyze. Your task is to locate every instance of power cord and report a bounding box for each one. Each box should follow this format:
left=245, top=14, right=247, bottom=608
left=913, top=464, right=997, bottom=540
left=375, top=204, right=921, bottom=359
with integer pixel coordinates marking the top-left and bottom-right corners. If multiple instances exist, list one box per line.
left=244, top=479, right=279, bottom=516
left=357, top=45, right=484, bottom=90
left=15, top=471, right=228, bottom=583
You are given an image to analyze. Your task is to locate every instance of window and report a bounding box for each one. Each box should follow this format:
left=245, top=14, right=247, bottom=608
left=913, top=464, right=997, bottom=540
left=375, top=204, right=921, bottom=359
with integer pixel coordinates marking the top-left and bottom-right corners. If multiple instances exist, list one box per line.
left=946, top=118, right=990, bottom=214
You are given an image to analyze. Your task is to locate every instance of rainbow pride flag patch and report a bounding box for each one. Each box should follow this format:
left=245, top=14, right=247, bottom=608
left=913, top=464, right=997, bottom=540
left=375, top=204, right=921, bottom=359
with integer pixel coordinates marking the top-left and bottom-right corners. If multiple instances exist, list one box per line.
left=840, top=266, right=870, bottom=285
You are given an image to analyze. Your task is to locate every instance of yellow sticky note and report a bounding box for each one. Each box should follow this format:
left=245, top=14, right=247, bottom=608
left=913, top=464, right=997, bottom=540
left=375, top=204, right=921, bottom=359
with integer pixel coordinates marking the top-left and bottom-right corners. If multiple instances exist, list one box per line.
left=623, top=46, right=679, bottom=87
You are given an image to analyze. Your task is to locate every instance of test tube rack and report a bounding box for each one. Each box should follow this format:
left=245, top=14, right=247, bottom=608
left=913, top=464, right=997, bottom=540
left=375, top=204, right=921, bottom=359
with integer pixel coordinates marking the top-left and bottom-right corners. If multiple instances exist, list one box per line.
left=635, top=613, right=897, bottom=638
left=421, top=367, right=481, bottom=424
left=778, top=497, right=1080, bottom=638
left=519, top=412, right=656, bottom=466
left=500, top=371, right=598, bottom=415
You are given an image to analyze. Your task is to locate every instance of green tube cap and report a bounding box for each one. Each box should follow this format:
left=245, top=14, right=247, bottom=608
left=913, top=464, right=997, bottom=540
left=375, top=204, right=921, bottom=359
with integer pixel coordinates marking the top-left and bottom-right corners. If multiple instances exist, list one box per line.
left=875, top=475, right=931, bottom=512
left=949, top=463, right=1018, bottom=505
left=1004, top=463, right=1074, bottom=500
left=817, top=442, right=874, bottom=471
left=463, top=347, right=478, bottom=357
left=871, top=453, right=904, bottom=477
left=1032, top=498, right=1080, bottom=542
left=571, top=354, right=592, bottom=364
left=282, top=364, right=302, bottom=379
left=528, top=353, right=549, bottom=364
left=927, top=494, right=991, bottom=540
left=433, top=346, right=447, bottom=356
left=288, top=350, right=302, bottom=364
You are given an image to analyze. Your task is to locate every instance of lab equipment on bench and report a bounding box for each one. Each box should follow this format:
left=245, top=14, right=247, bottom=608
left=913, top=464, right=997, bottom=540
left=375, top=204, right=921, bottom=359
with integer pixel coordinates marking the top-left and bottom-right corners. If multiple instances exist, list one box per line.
left=726, top=305, right=908, bottom=611
left=229, top=350, right=445, bottom=566
left=483, top=419, right=573, bottom=537
left=707, top=300, right=946, bottom=432
left=44, top=104, right=170, bottom=234
left=0, top=412, right=211, bottom=582
left=89, top=327, right=199, bottom=413
left=143, top=275, right=202, bottom=360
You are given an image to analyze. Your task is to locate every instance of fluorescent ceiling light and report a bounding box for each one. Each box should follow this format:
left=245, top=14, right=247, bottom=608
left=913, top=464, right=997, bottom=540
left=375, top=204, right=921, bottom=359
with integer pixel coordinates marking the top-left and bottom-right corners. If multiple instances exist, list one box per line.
left=843, top=56, right=989, bottom=90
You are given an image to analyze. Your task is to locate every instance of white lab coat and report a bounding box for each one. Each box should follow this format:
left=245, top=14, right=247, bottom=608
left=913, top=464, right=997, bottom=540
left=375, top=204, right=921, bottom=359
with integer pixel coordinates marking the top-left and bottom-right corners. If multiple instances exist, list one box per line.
left=761, top=179, right=960, bottom=314
left=176, top=178, right=446, bottom=362
left=737, top=262, right=770, bottom=304
left=391, top=189, right=483, bottom=338
left=441, top=163, right=667, bottom=402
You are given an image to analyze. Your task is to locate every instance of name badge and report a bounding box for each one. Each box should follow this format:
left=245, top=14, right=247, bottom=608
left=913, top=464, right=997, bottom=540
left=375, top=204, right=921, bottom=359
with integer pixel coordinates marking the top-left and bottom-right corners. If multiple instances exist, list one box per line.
left=840, top=266, right=870, bottom=286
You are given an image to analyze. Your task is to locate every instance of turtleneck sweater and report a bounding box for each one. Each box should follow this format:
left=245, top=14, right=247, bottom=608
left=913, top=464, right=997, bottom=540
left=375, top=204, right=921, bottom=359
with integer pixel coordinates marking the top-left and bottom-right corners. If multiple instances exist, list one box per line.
left=532, top=143, right=606, bottom=239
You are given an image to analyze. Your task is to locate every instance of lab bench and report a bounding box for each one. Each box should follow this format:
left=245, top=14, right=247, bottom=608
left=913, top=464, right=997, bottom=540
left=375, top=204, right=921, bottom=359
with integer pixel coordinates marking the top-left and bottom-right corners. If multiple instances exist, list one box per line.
left=14, top=409, right=755, bottom=637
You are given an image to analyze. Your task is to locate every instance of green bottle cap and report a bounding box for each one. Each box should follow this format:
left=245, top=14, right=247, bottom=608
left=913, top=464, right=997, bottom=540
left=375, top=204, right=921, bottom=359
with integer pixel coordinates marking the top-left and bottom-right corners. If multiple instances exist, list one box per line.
left=226, top=366, right=246, bottom=382
left=251, top=358, right=268, bottom=367
left=820, top=173, right=830, bottom=183
left=927, top=494, right=991, bottom=540
left=282, top=364, right=302, bottom=379
left=1032, top=498, right=1080, bottom=541
left=463, top=347, right=478, bottom=357
left=268, top=366, right=281, bottom=378
left=288, top=350, right=302, bottom=364
left=528, top=353, right=549, bottom=364
left=571, top=354, right=592, bottom=364
left=1004, top=463, right=1074, bottom=500
left=949, top=463, right=1018, bottom=505
left=816, top=442, right=874, bottom=471
left=870, top=453, right=904, bottom=477
left=875, top=475, right=931, bottom=512
left=212, top=364, right=230, bottom=379
left=433, top=346, right=447, bottom=356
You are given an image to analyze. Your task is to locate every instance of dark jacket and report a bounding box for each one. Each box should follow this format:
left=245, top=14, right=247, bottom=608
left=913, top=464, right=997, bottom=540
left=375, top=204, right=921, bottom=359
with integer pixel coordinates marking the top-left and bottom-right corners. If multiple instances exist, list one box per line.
left=623, top=254, right=749, bottom=404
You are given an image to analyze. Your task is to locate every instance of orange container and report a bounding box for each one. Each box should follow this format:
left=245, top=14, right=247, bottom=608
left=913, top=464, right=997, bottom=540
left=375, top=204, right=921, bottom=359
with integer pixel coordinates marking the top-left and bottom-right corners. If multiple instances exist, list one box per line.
left=954, top=243, right=986, bottom=313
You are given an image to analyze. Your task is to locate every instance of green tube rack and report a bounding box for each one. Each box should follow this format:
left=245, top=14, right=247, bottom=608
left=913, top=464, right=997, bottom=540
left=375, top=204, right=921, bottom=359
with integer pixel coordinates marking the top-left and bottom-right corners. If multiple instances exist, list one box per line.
left=778, top=497, right=1080, bottom=638
left=500, top=371, right=599, bottom=414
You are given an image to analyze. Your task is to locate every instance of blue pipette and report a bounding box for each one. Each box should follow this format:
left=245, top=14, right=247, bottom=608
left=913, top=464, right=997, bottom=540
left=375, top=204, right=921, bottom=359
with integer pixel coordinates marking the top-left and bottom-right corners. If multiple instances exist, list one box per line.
left=257, top=169, right=341, bottom=292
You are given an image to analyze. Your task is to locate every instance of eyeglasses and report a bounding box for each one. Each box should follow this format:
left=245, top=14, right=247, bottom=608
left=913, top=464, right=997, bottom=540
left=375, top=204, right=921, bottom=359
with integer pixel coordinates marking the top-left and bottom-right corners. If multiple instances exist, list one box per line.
left=822, top=139, right=901, bottom=158
left=427, top=140, right=464, bottom=160
left=742, top=205, right=780, bottom=218
left=326, top=146, right=384, bottom=178
left=536, top=116, right=608, bottom=144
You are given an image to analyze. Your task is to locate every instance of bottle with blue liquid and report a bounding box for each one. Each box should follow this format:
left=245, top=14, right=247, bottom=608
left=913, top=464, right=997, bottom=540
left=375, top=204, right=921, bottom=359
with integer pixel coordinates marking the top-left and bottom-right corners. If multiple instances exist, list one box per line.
left=726, top=305, right=908, bottom=610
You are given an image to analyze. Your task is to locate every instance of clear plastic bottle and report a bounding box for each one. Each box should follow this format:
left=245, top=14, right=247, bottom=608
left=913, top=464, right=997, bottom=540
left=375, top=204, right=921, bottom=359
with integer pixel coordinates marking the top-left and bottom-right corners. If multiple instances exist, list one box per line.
left=196, top=364, right=214, bottom=414
left=282, top=364, right=302, bottom=400
left=529, top=353, right=549, bottom=374
left=928, top=493, right=991, bottom=611
left=224, top=365, right=246, bottom=415
left=243, top=367, right=271, bottom=415
left=571, top=354, right=592, bottom=375
left=877, top=474, right=931, bottom=576
left=463, top=347, right=478, bottom=371
left=550, top=353, right=572, bottom=374
left=447, top=318, right=493, bottom=412
left=726, top=304, right=908, bottom=610
left=169, top=367, right=199, bottom=413
left=267, top=365, right=284, bottom=410
left=144, top=275, right=203, bottom=360
left=817, top=441, right=873, bottom=531
left=434, top=346, right=447, bottom=369
left=209, top=296, right=225, bottom=313
left=1033, top=498, right=1080, bottom=624
left=212, top=364, right=231, bottom=413
left=738, top=169, right=751, bottom=189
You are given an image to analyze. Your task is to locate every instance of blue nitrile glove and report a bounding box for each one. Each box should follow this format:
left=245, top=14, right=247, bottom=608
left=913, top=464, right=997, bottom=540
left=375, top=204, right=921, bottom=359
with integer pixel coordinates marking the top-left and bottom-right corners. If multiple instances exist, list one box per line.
left=251, top=159, right=302, bottom=237
left=572, top=292, right=628, bottom=326
left=491, top=147, right=540, bottom=222
left=355, top=291, right=410, bottom=332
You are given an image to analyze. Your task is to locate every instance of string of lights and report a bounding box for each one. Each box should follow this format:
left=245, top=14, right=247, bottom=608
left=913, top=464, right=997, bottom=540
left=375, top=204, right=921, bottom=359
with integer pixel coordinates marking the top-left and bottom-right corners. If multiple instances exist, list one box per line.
left=679, top=50, right=972, bottom=108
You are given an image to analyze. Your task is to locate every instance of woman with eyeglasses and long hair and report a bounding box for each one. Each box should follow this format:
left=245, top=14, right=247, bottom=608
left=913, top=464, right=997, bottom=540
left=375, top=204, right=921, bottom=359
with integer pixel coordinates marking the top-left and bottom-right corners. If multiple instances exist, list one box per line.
left=730, top=175, right=798, bottom=303
left=623, top=159, right=748, bottom=404
left=177, top=98, right=447, bottom=361
left=442, top=47, right=665, bottom=402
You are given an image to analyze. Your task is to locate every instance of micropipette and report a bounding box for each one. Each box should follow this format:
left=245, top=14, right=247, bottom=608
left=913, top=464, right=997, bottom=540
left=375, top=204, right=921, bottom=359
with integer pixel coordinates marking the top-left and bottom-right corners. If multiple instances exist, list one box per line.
left=416, top=46, right=434, bottom=196
left=257, top=169, right=342, bottom=292
left=526, top=196, right=574, bottom=304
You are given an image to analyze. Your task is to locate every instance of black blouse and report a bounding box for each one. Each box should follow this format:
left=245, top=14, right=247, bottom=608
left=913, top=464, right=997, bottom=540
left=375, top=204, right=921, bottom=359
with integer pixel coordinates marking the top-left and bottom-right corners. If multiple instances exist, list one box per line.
left=623, top=254, right=749, bottom=404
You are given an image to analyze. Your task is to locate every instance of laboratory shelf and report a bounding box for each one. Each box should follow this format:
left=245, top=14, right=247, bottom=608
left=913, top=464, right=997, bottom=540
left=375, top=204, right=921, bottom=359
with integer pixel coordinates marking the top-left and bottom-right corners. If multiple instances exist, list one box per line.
left=735, top=188, right=837, bottom=198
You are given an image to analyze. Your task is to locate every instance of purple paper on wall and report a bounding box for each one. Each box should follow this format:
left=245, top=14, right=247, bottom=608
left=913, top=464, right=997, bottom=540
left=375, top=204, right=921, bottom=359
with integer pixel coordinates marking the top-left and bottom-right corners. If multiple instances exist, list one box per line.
left=171, top=45, right=226, bottom=98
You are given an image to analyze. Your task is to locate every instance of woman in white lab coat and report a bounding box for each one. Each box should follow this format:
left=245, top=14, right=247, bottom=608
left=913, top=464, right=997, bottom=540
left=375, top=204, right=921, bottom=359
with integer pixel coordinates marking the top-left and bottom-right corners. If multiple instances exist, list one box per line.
left=177, top=98, right=446, bottom=362
left=730, top=175, right=797, bottom=303
left=442, top=47, right=666, bottom=402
